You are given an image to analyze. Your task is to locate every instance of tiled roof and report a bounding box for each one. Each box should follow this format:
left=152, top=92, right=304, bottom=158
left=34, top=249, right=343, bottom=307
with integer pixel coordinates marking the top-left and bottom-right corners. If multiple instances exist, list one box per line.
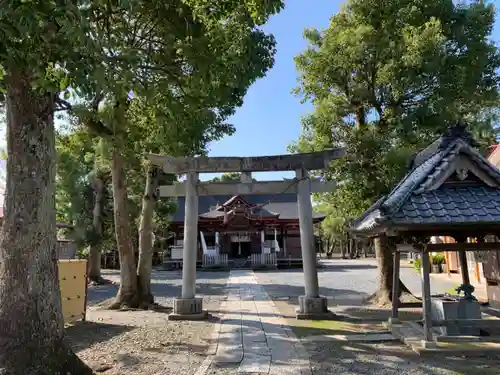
left=199, top=197, right=280, bottom=219
left=171, top=193, right=326, bottom=222
left=264, top=202, right=326, bottom=220
left=351, top=123, right=500, bottom=235
left=392, top=186, right=500, bottom=225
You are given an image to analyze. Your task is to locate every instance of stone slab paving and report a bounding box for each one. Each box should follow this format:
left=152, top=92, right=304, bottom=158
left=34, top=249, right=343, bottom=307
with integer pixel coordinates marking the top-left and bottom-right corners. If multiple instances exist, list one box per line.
left=211, top=270, right=311, bottom=375
left=302, top=333, right=397, bottom=343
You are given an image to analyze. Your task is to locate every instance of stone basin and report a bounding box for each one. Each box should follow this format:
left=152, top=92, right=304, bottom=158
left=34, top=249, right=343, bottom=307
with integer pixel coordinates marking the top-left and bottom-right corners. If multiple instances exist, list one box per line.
left=430, top=296, right=482, bottom=336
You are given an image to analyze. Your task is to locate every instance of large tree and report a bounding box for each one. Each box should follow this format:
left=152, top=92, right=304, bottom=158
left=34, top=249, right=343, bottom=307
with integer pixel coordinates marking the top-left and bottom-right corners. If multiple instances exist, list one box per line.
left=0, top=1, right=100, bottom=373
left=42, top=0, right=284, bottom=309
left=292, top=0, right=500, bottom=305
left=57, top=132, right=113, bottom=283
left=0, top=1, right=284, bottom=373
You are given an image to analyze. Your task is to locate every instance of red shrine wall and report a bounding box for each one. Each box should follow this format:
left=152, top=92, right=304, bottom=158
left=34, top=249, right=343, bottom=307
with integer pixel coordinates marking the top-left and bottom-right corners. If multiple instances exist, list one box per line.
left=283, top=235, right=302, bottom=259
left=172, top=226, right=318, bottom=260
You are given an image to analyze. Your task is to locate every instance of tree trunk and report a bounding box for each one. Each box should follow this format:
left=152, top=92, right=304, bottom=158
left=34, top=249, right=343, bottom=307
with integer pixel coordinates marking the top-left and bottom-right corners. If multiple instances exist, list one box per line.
left=367, top=234, right=414, bottom=306
left=349, top=238, right=358, bottom=259
left=109, top=146, right=139, bottom=309
left=137, top=165, right=160, bottom=308
left=0, top=69, right=94, bottom=374
left=88, top=174, right=105, bottom=284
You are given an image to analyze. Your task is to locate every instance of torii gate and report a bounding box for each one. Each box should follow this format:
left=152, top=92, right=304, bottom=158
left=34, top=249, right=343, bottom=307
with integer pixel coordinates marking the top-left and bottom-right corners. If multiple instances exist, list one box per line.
left=148, top=149, right=345, bottom=320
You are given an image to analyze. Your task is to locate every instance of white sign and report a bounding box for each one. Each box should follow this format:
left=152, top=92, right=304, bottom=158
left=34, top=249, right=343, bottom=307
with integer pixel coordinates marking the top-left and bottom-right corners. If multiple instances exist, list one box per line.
left=171, top=246, right=183, bottom=260
left=231, top=235, right=250, bottom=242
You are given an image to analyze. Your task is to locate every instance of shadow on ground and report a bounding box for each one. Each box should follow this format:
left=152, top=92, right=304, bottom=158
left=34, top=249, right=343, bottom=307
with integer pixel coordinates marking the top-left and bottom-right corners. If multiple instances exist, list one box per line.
left=87, top=270, right=231, bottom=306
left=306, top=338, right=500, bottom=375
left=65, top=321, right=134, bottom=351
left=87, top=269, right=372, bottom=309
left=213, top=311, right=500, bottom=375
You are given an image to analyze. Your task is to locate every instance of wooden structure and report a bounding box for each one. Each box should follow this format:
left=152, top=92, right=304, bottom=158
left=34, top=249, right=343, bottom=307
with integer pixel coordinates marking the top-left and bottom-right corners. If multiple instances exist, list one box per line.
left=438, top=145, right=500, bottom=285
left=149, top=150, right=344, bottom=320
left=350, top=123, right=500, bottom=349
left=59, top=259, right=88, bottom=324
left=167, top=192, right=326, bottom=267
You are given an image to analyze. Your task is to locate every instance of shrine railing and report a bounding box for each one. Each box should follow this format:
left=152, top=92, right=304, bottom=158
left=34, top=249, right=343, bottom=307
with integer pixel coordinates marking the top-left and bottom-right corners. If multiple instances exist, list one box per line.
left=202, top=253, right=228, bottom=268
left=250, top=252, right=277, bottom=267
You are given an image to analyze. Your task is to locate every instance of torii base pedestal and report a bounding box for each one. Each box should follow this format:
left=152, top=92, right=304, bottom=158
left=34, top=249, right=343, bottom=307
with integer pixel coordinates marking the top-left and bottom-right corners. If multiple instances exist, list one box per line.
left=296, top=296, right=337, bottom=320
left=167, top=297, right=208, bottom=321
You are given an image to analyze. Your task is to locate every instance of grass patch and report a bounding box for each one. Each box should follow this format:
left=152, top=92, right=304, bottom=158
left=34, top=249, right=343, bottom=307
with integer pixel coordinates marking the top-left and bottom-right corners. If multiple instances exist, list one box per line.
left=284, top=318, right=385, bottom=339
left=451, top=367, right=500, bottom=375
left=444, top=285, right=460, bottom=295
left=437, top=341, right=500, bottom=350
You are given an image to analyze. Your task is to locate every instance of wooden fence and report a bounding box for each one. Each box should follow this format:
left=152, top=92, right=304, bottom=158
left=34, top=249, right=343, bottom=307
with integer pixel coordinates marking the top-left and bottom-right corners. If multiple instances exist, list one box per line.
left=202, top=253, right=228, bottom=268
left=250, top=252, right=277, bottom=267
left=59, top=259, right=88, bottom=324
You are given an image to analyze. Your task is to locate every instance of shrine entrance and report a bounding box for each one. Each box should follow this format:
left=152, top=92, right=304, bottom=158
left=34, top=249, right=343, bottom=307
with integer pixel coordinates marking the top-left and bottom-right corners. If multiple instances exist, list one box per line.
left=230, top=241, right=251, bottom=259
left=148, top=149, right=344, bottom=321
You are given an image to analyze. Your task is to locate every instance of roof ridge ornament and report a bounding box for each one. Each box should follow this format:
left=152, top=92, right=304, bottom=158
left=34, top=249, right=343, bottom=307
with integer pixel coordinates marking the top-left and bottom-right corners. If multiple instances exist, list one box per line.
left=439, top=121, right=477, bottom=149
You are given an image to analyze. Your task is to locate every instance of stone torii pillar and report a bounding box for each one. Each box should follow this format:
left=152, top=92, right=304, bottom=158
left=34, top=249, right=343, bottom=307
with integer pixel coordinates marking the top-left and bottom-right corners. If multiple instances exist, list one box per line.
left=170, top=171, right=207, bottom=320
left=148, top=149, right=345, bottom=321
left=296, top=168, right=333, bottom=319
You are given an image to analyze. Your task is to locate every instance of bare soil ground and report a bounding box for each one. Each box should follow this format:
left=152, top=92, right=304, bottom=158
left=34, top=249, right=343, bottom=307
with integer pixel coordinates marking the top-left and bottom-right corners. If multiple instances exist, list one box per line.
left=66, top=269, right=229, bottom=375
left=66, top=299, right=220, bottom=375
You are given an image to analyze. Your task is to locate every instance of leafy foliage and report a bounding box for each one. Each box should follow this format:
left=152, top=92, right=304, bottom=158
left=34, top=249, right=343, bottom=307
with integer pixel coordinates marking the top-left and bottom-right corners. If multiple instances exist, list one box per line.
left=56, top=127, right=113, bottom=249
left=291, top=0, right=500, bottom=242
left=211, top=172, right=244, bottom=182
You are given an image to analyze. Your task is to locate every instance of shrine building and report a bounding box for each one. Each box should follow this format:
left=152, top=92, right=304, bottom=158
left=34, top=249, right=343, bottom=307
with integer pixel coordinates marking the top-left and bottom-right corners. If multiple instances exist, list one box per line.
left=168, top=192, right=326, bottom=267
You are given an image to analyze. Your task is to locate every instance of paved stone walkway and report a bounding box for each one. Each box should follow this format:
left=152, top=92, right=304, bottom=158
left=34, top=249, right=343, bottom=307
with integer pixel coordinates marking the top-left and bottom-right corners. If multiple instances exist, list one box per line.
left=211, top=270, right=311, bottom=374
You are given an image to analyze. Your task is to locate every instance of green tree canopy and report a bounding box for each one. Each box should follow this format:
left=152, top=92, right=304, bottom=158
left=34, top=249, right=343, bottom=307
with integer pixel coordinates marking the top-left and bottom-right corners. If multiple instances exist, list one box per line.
left=291, top=0, right=500, bottom=304
left=293, top=0, right=500, bottom=221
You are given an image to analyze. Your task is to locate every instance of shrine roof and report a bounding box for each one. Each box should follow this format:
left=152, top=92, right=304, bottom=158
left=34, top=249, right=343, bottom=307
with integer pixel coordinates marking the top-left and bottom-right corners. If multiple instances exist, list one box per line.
left=171, top=192, right=326, bottom=222
left=351, top=123, right=500, bottom=236
left=199, top=195, right=280, bottom=219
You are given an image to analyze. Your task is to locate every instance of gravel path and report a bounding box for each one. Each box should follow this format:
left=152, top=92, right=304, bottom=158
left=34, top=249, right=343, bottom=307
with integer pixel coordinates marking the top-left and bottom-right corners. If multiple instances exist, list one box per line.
left=72, top=263, right=500, bottom=375
left=255, top=259, right=500, bottom=375
left=305, top=340, right=500, bottom=375
left=256, top=259, right=458, bottom=308
left=68, top=269, right=229, bottom=375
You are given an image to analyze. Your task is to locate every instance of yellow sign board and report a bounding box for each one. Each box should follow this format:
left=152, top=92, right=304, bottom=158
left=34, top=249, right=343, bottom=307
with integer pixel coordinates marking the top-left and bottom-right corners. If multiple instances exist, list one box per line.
left=58, top=259, right=87, bottom=324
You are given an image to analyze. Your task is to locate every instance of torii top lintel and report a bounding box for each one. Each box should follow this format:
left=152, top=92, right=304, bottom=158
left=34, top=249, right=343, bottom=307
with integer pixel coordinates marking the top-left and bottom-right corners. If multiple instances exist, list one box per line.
left=147, top=149, right=345, bottom=174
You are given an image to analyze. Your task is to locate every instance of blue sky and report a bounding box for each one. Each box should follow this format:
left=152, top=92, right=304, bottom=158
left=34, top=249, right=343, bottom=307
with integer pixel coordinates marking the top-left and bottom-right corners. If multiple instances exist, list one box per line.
left=202, top=0, right=500, bottom=181
left=202, top=1, right=342, bottom=181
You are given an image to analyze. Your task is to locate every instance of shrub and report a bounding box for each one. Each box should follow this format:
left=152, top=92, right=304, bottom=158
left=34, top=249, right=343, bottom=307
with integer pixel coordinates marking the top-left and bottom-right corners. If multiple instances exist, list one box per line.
left=412, top=258, right=421, bottom=273
left=432, top=254, right=445, bottom=265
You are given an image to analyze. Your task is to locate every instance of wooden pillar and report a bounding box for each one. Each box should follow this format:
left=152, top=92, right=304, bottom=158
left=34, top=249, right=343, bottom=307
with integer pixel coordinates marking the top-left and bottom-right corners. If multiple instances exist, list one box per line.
left=283, top=227, right=287, bottom=257
left=458, top=250, right=470, bottom=285
left=474, top=237, right=482, bottom=283
left=391, top=250, right=401, bottom=319
left=215, top=231, right=220, bottom=254
left=421, top=249, right=434, bottom=343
